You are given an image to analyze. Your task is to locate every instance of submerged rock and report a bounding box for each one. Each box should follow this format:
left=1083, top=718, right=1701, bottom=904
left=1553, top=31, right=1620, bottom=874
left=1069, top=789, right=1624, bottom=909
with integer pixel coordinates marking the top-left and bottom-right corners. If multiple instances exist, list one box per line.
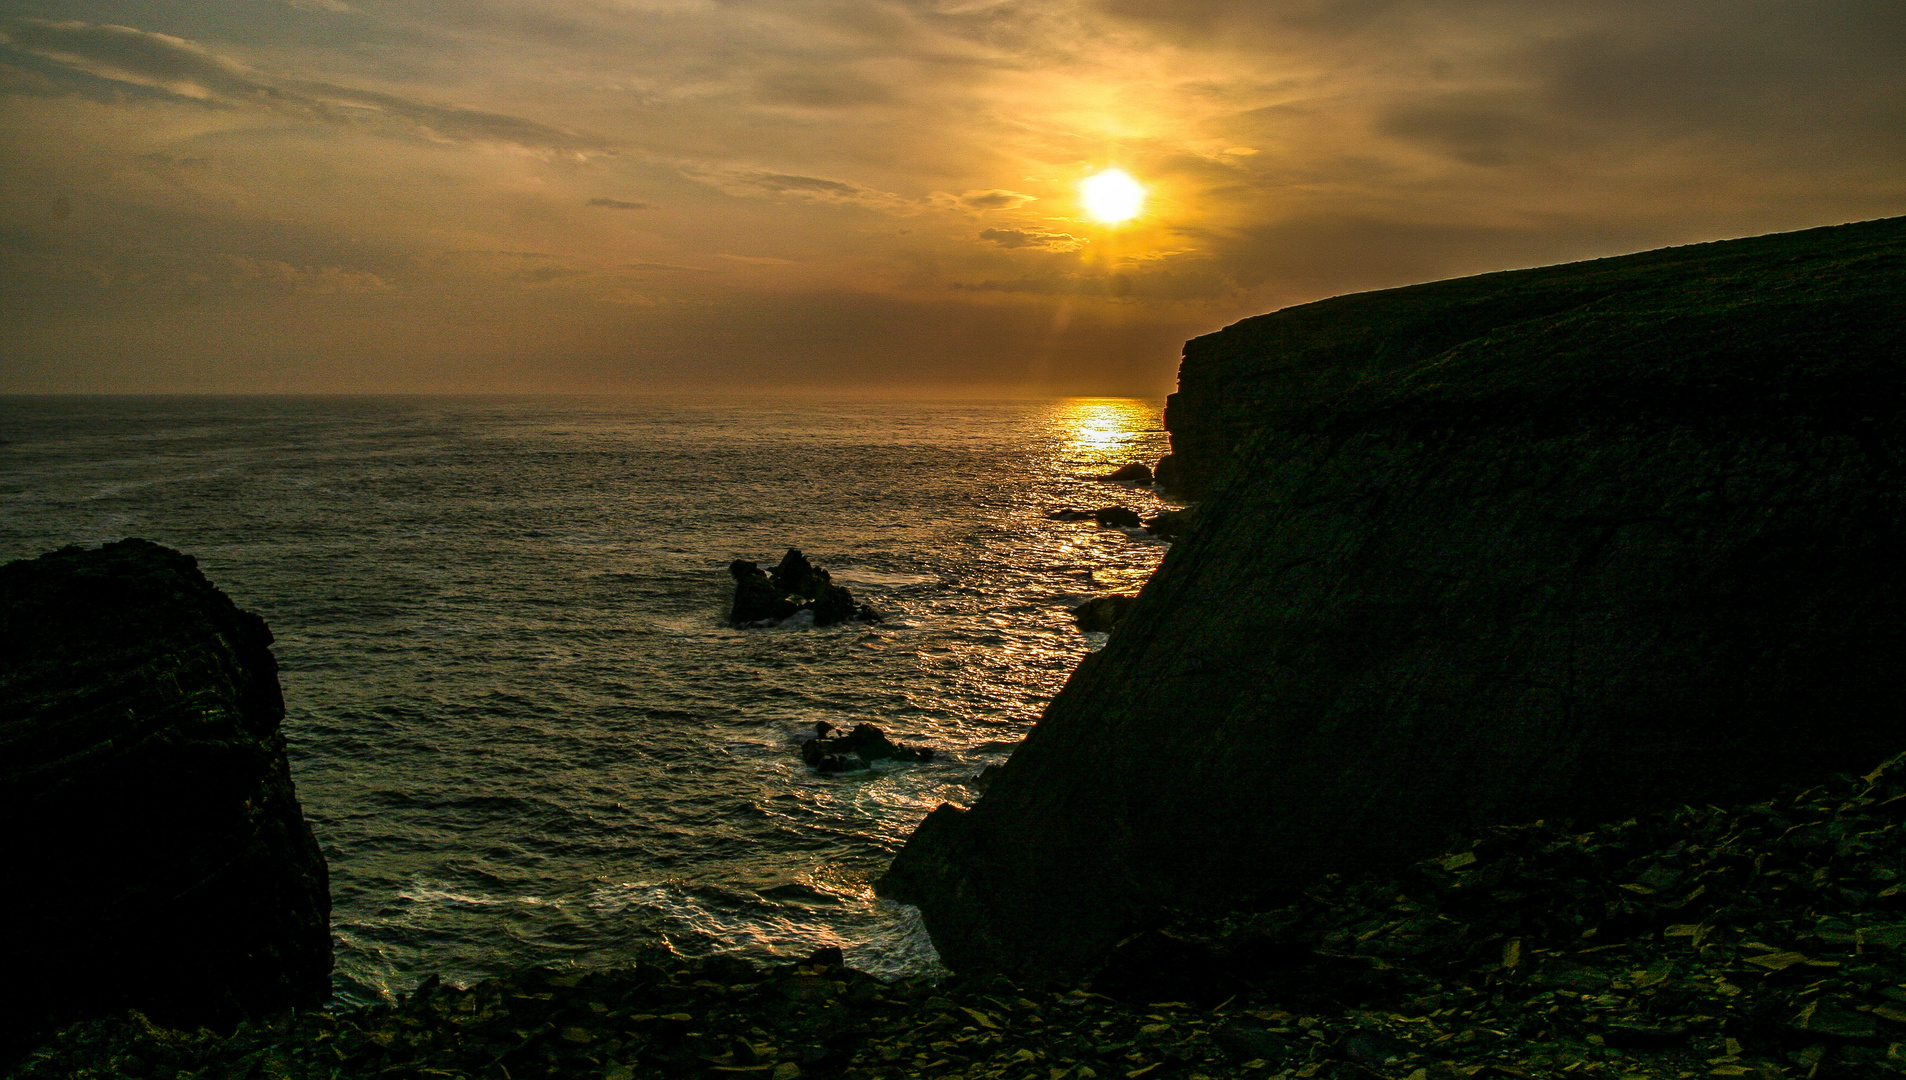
left=882, top=215, right=1906, bottom=979
left=1092, top=506, right=1143, bottom=529
left=800, top=721, right=933, bottom=773
left=728, top=549, right=881, bottom=626
left=0, top=540, right=332, bottom=1061
left=1100, top=462, right=1154, bottom=485
left=1044, top=508, right=1095, bottom=521
left=1072, top=594, right=1138, bottom=633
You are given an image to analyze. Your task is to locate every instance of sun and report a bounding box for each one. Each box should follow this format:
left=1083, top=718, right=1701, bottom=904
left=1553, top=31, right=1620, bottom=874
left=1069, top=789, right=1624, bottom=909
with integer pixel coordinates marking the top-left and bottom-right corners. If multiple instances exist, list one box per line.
left=1080, top=169, right=1145, bottom=224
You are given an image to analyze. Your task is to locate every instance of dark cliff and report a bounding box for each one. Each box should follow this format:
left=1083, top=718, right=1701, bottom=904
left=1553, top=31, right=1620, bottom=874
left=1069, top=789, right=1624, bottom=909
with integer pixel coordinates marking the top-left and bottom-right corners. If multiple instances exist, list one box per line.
left=0, top=540, right=332, bottom=1059
left=881, top=215, right=1906, bottom=977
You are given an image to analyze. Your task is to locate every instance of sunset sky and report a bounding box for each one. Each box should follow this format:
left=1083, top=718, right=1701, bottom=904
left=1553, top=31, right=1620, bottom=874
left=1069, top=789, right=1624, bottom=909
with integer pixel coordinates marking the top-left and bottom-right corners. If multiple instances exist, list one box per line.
left=2, top=0, right=1902, bottom=395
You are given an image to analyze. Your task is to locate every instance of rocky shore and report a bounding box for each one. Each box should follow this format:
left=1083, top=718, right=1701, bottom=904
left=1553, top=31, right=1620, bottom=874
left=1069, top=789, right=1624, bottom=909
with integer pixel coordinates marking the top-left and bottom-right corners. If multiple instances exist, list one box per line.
left=16, top=756, right=1906, bottom=1079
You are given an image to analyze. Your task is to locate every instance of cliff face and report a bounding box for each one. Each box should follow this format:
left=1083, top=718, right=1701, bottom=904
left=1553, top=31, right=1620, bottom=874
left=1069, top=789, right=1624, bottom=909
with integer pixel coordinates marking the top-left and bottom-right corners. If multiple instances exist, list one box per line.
left=0, top=540, right=332, bottom=1057
left=881, top=216, right=1906, bottom=977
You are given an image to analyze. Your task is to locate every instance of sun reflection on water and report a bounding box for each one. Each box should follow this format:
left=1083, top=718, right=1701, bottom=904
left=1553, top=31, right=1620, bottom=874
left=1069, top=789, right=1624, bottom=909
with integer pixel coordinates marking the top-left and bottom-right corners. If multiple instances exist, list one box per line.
left=1053, top=398, right=1159, bottom=464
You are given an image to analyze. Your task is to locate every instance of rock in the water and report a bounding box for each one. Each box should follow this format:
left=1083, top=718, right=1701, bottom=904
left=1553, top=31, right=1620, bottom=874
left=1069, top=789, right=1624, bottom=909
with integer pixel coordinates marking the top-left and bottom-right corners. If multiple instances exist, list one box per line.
left=1141, top=509, right=1195, bottom=538
left=0, top=540, right=332, bottom=1060
left=729, top=559, right=801, bottom=623
left=800, top=721, right=933, bottom=773
left=1092, top=506, right=1143, bottom=529
left=729, top=549, right=881, bottom=626
left=880, top=215, right=1906, bottom=979
left=1100, top=463, right=1154, bottom=485
left=1072, top=594, right=1138, bottom=633
left=1044, top=508, right=1095, bottom=521
left=965, top=763, right=1004, bottom=795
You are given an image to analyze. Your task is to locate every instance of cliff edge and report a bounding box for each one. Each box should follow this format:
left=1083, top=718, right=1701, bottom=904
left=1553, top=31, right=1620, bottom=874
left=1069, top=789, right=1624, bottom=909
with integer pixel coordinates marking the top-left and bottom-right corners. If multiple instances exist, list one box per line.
left=881, top=215, right=1906, bottom=977
left=0, top=540, right=332, bottom=1059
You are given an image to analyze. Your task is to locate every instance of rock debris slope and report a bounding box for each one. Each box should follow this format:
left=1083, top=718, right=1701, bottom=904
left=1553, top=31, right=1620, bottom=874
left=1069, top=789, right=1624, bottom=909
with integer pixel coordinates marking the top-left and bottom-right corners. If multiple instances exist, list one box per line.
left=0, top=540, right=332, bottom=1060
left=881, top=215, right=1906, bottom=978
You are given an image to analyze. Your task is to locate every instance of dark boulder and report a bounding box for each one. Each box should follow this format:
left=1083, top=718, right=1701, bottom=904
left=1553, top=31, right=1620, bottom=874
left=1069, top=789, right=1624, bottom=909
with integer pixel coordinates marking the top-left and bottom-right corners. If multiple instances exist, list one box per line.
left=1100, top=463, right=1154, bottom=485
left=1045, top=509, right=1096, bottom=521
left=880, top=215, right=1906, bottom=979
left=800, top=721, right=934, bottom=773
left=729, top=549, right=881, bottom=626
left=0, top=540, right=332, bottom=1061
left=1092, top=507, right=1143, bottom=529
left=1072, top=594, right=1138, bottom=633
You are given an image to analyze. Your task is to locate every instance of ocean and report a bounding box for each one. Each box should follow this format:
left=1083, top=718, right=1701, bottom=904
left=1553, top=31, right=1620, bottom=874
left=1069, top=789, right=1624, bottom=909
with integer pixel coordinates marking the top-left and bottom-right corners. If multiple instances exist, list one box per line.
left=0, top=395, right=1176, bottom=1001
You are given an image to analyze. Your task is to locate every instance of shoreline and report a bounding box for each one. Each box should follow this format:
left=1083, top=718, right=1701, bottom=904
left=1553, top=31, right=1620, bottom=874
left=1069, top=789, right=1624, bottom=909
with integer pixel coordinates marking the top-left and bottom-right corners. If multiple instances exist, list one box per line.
left=17, top=756, right=1906, bottom=1079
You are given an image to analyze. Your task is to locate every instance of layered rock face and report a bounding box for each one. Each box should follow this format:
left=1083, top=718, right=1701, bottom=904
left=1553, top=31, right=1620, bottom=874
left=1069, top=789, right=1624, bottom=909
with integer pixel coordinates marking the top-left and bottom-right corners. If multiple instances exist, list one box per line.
left=0, top=540, right=331, bottom=1057
left=881, top=215, right=1906, bottom=977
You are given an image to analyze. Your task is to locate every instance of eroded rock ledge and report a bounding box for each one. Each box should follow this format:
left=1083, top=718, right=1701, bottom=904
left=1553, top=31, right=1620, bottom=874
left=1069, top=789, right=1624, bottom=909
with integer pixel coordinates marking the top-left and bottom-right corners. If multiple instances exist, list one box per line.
left=0, top=539, right=332, bottom=1060
left=881, top=215, right=1906, bottom=979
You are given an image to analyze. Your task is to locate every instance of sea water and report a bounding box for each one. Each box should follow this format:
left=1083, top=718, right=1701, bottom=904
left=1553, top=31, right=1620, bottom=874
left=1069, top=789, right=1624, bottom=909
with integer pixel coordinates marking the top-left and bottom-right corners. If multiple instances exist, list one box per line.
left=0, top=395, right=1176, bottom=1000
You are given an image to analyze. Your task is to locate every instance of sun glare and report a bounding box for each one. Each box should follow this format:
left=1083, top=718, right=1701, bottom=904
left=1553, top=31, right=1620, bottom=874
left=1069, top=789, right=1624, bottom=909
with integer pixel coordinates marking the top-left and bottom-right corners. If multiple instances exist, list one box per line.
left=1081, top=169, right=1145, bottom=224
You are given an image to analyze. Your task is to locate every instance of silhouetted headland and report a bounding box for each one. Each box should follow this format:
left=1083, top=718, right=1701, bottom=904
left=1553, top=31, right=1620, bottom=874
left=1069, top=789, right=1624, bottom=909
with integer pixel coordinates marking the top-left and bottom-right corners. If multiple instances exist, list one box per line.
left=883, top=214, right=1906, bottom=978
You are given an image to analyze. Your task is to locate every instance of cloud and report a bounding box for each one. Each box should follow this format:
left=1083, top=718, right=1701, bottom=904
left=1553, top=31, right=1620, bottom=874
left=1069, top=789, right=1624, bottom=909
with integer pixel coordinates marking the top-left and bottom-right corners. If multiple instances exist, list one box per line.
left=980, top=227, right=1083, bottom=250
left=691, top=167, right=913, bottom=212
left=227, top=254, right=392, bottom=293
left=1377, top=99, right=1538, bottom=167
left=939, top=189, right=1040, bottom=211
left=623, top=262, right=719, bottom=273
left=0, top=19, right=612, bottom=155
left=751, top=70, right=894, bottom=108
left=588, top=198, right=653, bottom=210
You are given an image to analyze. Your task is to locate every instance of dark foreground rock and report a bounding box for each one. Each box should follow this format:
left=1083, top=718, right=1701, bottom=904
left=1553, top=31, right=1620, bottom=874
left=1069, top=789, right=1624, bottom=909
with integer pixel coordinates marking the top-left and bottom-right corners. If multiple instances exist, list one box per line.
left=881, top=215, right=1906, bottom=979
left=800, top=721, right=933, bottom=773
left=1072, top=594, right=1138, bottom=633
left=20, top=760, right=1906, bottom=1080
left=0, top=540, right=332, bottom=1062
left=730, top=549, right=881, bottom=626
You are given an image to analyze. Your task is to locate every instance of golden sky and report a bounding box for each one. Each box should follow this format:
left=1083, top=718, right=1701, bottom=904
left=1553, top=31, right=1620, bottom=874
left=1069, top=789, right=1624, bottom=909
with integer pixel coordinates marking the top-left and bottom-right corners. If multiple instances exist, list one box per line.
left=2, top=0, right=1902, bottom=394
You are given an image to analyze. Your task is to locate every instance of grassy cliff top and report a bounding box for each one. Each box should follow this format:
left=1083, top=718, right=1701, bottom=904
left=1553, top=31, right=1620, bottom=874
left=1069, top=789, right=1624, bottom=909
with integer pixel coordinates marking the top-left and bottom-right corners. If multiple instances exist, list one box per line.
left=1178, top=216, right=1906, bottom=435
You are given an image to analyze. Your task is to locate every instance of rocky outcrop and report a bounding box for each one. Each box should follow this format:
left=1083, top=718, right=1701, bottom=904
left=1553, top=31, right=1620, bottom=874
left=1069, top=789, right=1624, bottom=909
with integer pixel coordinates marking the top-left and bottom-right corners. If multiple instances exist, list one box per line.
left=1072, top=595, right=1138, bottom=633
left=0, top=540, right=332, bottom=1059
left=1141, top=509, right=1196, bottom=539
left=880, top=215, right=1906, bottom=978
left=1100, top=463, right=1154, bottom=485
left=799, top=721, right=933, bottom=773
left=729, top=549, right=881, bottom=626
